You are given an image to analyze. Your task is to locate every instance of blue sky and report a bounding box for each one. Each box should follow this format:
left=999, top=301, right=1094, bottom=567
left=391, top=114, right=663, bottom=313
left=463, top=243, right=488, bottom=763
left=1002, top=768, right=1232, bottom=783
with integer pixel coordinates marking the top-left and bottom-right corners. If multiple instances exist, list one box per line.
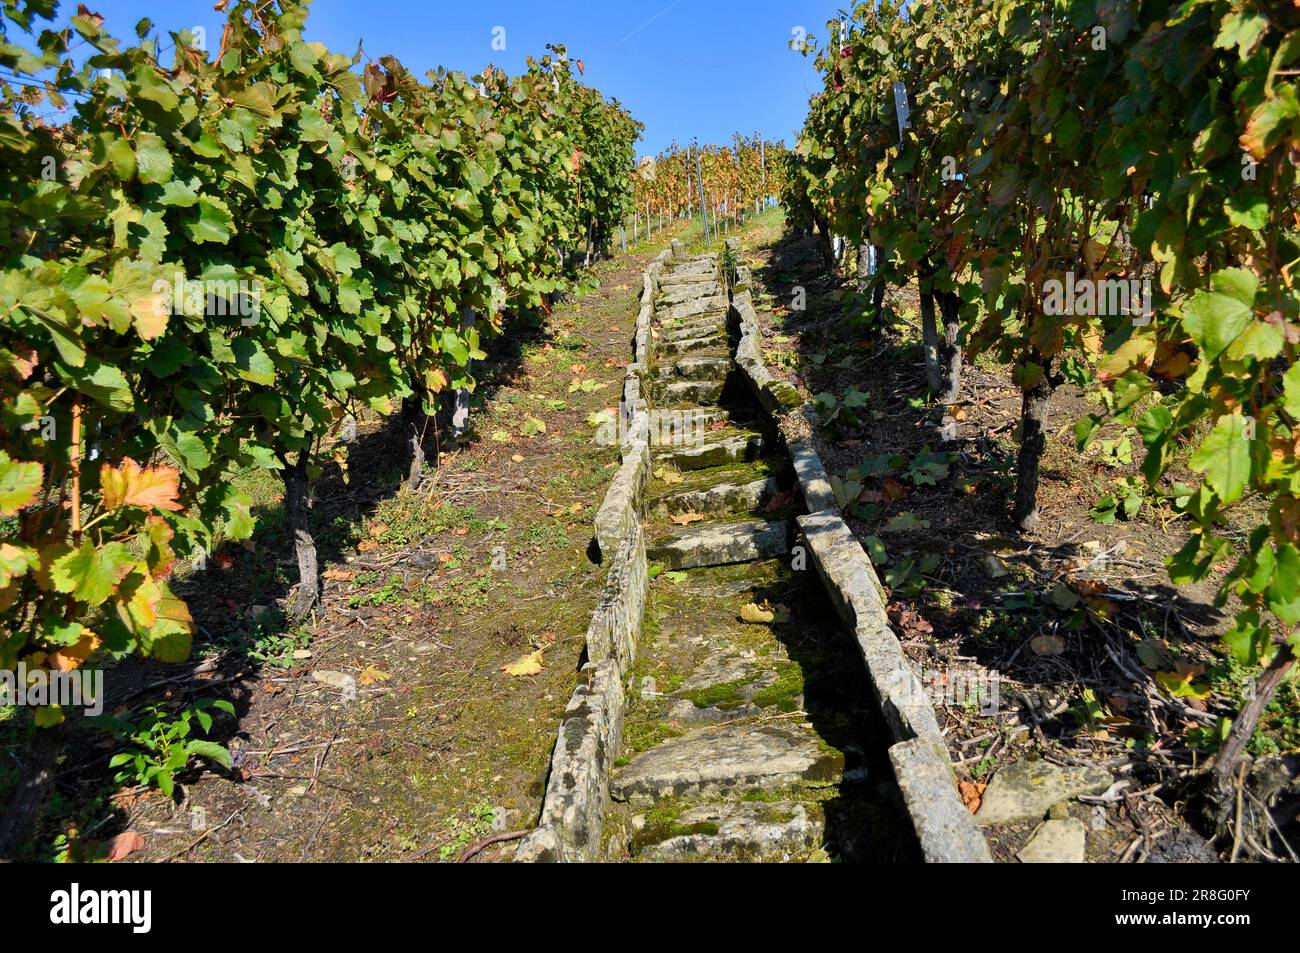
left=73, top=0, right=840, bottom=155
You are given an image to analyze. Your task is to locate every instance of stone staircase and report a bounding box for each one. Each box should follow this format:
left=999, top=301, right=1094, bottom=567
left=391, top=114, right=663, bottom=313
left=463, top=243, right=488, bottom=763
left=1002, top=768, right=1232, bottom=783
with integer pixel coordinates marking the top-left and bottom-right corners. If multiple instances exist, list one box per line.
left=601, top=251, right=910, bottom=863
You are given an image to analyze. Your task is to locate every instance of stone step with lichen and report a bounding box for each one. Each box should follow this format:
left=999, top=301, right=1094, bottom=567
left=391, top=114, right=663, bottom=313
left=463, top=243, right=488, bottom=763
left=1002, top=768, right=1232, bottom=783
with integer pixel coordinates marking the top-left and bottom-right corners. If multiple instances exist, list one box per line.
left=629, top=799, right=825, bottom=862
left=661, top=649, right=805, bottom=725
left=661, top=258, right=718, bottom=277
left=646, top=518, right=789, bottom=570
left=657, top=269, right=720, bottom=289
left=652, top=356, right=731, bottom=383
left=656, top=335, right=726, bottom=359
left=656, top=318, right=726, bottom=343
left=657, top=296, right=729, bottom=324
left=611, top=723, right=841, bottom=805
left=656, top=281, right=725, bottom=307
left=653, top=379, right=726, bottom=406
left=648, top=475, right=778, bottom=520
left=646, top=408, right=730, bottom=447
left=657, top=427, right=764, bottom=470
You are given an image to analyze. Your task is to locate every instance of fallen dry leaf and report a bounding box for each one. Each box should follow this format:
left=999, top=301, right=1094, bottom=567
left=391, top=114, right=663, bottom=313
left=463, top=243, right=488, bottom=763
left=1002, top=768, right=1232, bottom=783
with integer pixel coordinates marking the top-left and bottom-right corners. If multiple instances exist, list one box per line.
left=740, top=603, right=775, bottom=624
left=958, top=780, right=986, bottom=814
left=106, top=831, right=146, bottom=862
left=357, top=666, right=391, bottom=686
left=323, top=568, right=354, bottom=582
left=890, top=604, right=934, bottom=639
left=503, top=649, right=545, bottom=677
left=669, top=512, right=706, bottom=526
left=765, top=490, right=796, bottom=513
left=881, top=478, right=909, bottom=502
left=1030, top=634, right=1066, bottom=657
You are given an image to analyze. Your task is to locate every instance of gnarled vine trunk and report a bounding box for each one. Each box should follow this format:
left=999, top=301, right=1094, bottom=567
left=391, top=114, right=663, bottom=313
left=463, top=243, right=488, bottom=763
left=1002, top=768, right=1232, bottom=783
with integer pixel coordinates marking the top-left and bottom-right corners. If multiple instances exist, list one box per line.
left=813, top=213, right=836, bottom=274
left=1215, top=644, right=1296, bottom=799
left=936, top=289, right=964, bottom=442
left=856, top=239, right=872, bottom=294
left=401, top=394, right=428, bottom=489
left=283, top=450, right=319, bottom=619
left=920, top=289, right=941, bottom=395
left=1013, top=362, right=1056, bottom=530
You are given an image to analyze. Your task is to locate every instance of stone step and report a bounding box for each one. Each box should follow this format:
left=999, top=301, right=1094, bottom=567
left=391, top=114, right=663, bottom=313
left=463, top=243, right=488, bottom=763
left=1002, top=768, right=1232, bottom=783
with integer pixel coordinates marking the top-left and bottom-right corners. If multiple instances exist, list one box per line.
left=647, top=518, right=789, bottom=570
left=659, top=428, right=764, bottom=470
left=647, top=408, right=730, bottom=446
left=611, top=724, right=840, bottom=804
left=656, top=281, right=725, bottom=307
left=660, top=650, right=799, bottom=725
left=653, top=356, right=731, bottom=383
left=664, top=257, right=717, bottom=276
left=659, top=270, right=719, bottom=288
left=654, top=379, right=726, bottom=406
left=658, top=296, right=730, bottom=324
left=649, top=475, right=778, bottom=518
left=657, top=335, right=726, bottom=359
left=632, top=800, right=824, bottom=862
left=657, top=319, right=726, bottom=343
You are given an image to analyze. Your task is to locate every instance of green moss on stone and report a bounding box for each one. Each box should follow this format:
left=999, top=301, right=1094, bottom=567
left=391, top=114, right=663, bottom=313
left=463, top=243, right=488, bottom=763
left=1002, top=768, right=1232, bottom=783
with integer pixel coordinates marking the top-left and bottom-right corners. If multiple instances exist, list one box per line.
left=684, top=675, right=758, bottom=710
left=751, top=663, right=805, bottom=712
left=621, top=719, right=684, bottom=757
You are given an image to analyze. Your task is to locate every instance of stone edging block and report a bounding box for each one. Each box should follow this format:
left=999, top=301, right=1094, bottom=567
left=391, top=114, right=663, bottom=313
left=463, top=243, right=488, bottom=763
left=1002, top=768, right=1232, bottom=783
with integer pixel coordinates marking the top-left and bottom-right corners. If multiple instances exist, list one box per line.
left=796, top=505, right=991, bottom=863
left=513, top=659, right=625, bottom=863
left=584, top=522, right=647, bottom=676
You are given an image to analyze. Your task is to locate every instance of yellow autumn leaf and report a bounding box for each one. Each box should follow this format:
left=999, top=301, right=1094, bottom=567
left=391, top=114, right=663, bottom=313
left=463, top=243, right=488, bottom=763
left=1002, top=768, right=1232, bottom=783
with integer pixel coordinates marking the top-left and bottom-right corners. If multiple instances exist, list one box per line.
left=425, top=367, right=449, bottom=394
left=358, top=666, right=391, bottom=686
left=116, top=573, right=163, bottom=631
left=49, top=630, right=102, bottom=672
left=502, top=648, right=544, bottom=677
left=1083, top=238, right=1108, bottom=271
left=740, top=603, right=775, bottom=624
left=130, top=292, right=169, bottom=341
left=670, top=512, right=705, bottom=526
left=100, top=458, right=183, bottom=512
